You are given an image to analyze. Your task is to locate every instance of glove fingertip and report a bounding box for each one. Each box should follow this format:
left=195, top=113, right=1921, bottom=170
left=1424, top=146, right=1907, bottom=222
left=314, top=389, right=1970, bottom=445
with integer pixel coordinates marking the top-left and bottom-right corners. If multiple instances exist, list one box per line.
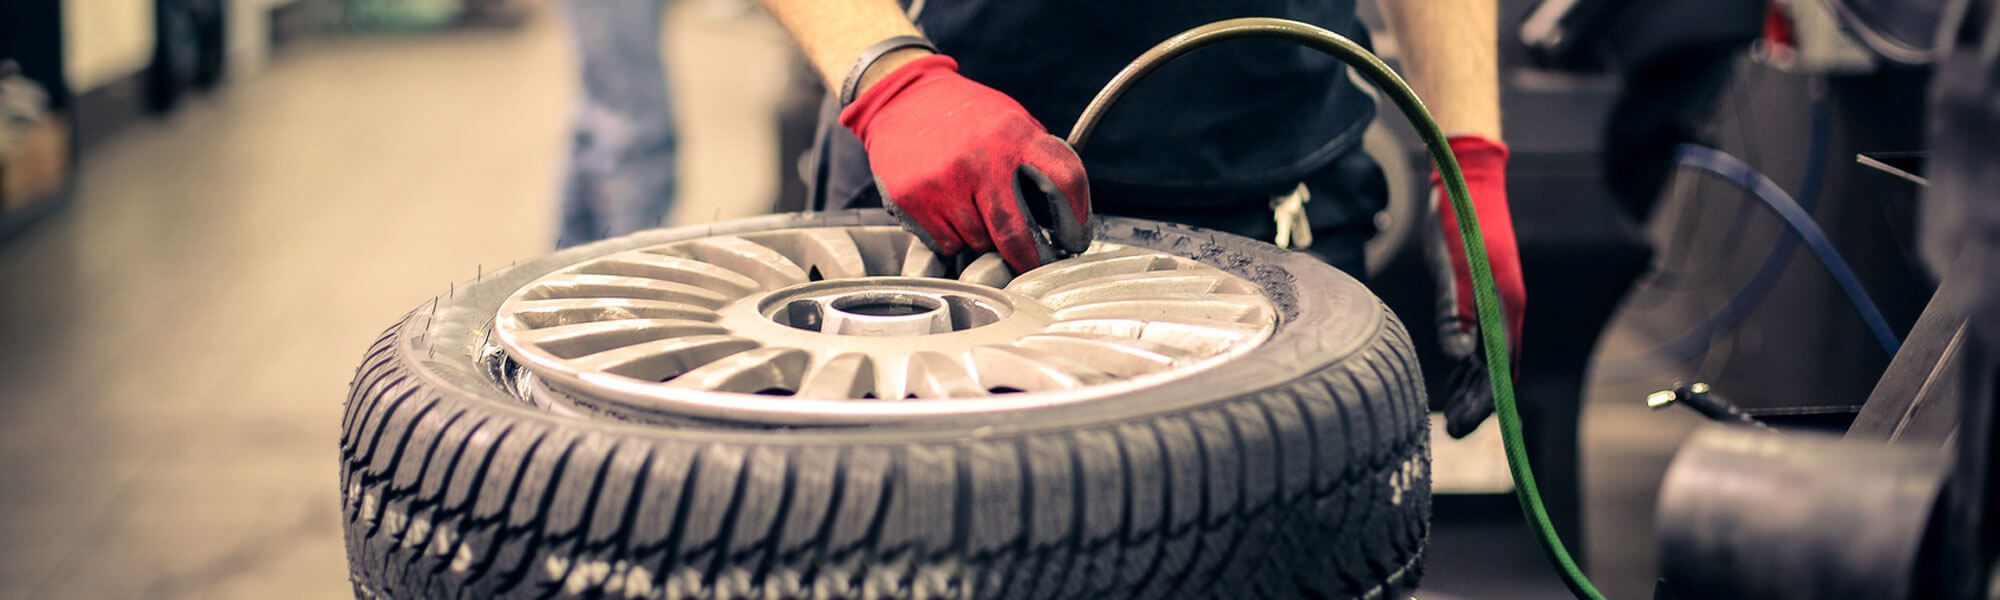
left=1013, top=165, right=1091, bottom=256
left=983, top=196, right=1053, bottom=273
left=1443, top=391, right=1495, bottom=439
left=1030, top=138, right=1092, bottom=212
left=1444, top=408, right=1492, bottom=439
left=1441, top=355, right=1497, bottom=438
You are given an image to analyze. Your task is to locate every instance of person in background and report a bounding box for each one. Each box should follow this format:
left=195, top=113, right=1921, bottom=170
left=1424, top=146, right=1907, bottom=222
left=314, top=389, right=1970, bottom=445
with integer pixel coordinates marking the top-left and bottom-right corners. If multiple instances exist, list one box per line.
left=555, top=0, right=678, bottom=248
left=764, top=0, right=1525, bottom=434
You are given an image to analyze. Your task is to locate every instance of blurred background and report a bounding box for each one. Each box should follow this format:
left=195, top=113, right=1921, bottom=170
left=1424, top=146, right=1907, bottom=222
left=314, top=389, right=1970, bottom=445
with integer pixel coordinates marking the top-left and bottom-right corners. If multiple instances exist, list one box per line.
left=0, top=0, right=1937, bottom=598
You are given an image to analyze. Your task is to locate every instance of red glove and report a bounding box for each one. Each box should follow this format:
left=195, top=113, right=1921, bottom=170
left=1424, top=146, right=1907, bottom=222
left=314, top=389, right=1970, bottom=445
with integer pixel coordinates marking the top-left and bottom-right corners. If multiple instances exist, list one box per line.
left=1427, top=135, right=1526, bottom=438
left=841, top=54, right=1092, bottom=272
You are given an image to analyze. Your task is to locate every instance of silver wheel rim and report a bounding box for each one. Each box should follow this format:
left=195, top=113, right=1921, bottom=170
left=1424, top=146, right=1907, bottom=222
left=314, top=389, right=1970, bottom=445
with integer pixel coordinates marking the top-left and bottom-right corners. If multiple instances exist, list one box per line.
left=493, top=226, right=1277, bottom=424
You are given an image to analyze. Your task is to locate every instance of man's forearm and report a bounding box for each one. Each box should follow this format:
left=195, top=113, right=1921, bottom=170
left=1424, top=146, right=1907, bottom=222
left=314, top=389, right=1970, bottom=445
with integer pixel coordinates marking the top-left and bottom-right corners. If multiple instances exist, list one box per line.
left=758, top=0, right=932, bottom=97
left=1382, top=0, right=1501, bottom=139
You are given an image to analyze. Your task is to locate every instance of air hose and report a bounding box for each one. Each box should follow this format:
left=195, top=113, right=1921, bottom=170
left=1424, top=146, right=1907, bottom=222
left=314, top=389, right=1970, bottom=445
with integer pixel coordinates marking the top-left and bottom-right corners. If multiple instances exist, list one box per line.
left=1069, top=18, right=1606, bottom=599
left=1597, top=91, right=1834, bottom=380
left=1600, top=92, right=1906, bottom=380
left=1671, top=143, right=1903, bottom=355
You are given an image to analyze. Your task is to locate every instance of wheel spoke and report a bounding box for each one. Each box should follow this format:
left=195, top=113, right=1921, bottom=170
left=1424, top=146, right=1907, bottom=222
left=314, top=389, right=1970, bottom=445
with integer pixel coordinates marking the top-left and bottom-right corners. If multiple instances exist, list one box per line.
left=899, top=235, right=947, bottom=277
left=681, top=237, right=810, bottom=289
left=505, top=298, right=719, bottom=329
left=1043, top=318, right=1148, bottom=338
left=795, top=353, right=877, bottom=399
left=741, top=229, right=872, bottom=280
left=842, top=228, right=911, bottom=275
left=664, top=347, right=809, bottom=393
left=1004, top=246, right=1170, bottom=298
left=1013, top=333, right=1188, bottom=377
left=904, top=351, right=986, bottom=398
left=520, top=274, right=732, bottom=309
left=571, top=335, right=759, bottom=381
left=570, top=251, right=762, bottom=295
left=1134, top=319, right=1264, bottom=355
left=1036, top=272, right=1235, bottom=309
left=797, top=229, right=871, bottom=279
left=970, top=345, right=1105, bottom=391
left=510, top=318, right=727, bottom=359
left=1046, top=317, right=1263, bottom=355
left=958, top=253, right=1014, bottom=288
left=1052, top=293, right=1274, bottom=325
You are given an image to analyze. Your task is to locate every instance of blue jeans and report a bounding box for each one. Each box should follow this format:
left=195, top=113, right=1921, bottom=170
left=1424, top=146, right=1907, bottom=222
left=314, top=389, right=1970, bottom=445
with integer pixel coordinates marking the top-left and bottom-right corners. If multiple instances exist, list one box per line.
left=556, top=0, right=677, bottom=248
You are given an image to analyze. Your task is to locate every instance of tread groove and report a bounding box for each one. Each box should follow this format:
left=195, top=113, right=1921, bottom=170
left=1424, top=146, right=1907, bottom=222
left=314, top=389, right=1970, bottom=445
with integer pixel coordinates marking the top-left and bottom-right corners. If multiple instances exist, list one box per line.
left=995, top=439, right=1034, bottom=600
left=492, top=436, right=582, bottom=595
left=422, top=415, right=491, bottom=505
left=579, top=444, right=654, bottom=600
left=363, top=399, right=441, bottom=539
left=1156, top=415, right=1211, bottom=596
left=346, top=369, right=413, bottom=453
left=426, top=422, right=516, bottom=577
left=649, top=443, right=704, bottom=584
left=348, top=375, right=415, bottom=459
left=398, top=408, right=468, bottom=493
left=700, top=445, right=763, bottom=586
left=1197, top=407, right=1255, bottom=595
left=460, top=432, right=548, bottom=583
left=1286, top=384, right=1327, bottom=495
left=1052, top=432, right=1089, bottom=597
left=747, top=447, right=799, bottom=588
left=952, top=444, right=973, bottom=558
left=856, top=449, right=900, bottom=558
left=1111, top=428, right=1136, bottom=593
left=1124, top=420, right=1175, bottom=600
left=344, top=326, right=402, bottom=433
left=787, top=446, right=846, bottom=591
left=534, top=439, right=614, bottom=600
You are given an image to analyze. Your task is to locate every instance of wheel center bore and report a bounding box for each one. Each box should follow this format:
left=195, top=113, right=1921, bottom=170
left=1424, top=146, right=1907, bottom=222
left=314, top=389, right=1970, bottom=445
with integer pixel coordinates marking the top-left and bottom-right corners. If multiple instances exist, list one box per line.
left=824, top=292, right=948, bottom=336
left=761, top=278, right=1016, bottom=337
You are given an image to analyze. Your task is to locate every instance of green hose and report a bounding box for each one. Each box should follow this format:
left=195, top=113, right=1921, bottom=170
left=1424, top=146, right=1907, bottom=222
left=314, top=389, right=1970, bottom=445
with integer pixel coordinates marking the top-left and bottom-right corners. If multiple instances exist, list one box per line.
left=1069, top=17, right=1607, bottom=600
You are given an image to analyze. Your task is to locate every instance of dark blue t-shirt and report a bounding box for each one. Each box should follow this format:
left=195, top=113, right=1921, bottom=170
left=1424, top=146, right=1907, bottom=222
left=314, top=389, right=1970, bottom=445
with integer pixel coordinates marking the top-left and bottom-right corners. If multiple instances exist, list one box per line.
left=912, top=0, right=1377, bottom=197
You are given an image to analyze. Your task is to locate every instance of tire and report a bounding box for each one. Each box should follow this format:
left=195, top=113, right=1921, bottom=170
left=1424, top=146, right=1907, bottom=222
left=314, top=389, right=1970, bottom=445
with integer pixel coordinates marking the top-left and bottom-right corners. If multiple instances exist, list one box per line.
left=340, top=210, right=1429, bottom=599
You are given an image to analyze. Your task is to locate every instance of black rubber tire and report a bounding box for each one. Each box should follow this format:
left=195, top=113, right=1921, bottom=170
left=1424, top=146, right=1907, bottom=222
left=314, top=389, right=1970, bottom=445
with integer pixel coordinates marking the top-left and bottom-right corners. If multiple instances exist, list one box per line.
left=340, top=210, right=1429, bottom=599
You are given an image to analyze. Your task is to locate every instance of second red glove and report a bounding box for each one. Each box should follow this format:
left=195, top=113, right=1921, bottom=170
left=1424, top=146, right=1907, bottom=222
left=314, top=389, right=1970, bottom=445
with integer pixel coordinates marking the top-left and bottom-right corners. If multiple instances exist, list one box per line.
left=1432, top=135, right=1525, bottom=355
left=840, top=54, right=1092, bottom=273
left=1427, top=135, right=1526, bottom=438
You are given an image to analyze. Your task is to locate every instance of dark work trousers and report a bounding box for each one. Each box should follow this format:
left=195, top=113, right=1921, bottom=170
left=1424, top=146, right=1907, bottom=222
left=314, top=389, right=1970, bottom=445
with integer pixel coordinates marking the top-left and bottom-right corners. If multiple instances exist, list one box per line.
left=806, top=107, right=1389, bottom=282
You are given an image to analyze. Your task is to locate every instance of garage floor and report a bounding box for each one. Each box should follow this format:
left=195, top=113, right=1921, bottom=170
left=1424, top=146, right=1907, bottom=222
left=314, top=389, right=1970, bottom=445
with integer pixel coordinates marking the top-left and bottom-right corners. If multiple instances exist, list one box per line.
left=0, top=6, right=1708, bottom=598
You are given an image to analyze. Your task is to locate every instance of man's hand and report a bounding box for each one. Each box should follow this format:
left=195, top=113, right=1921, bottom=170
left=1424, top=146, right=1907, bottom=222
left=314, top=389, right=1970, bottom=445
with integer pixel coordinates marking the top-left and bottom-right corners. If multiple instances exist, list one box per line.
left=840, top=55, right=1092, bottom=272
left=1428, top=135, right=1525, bottom=438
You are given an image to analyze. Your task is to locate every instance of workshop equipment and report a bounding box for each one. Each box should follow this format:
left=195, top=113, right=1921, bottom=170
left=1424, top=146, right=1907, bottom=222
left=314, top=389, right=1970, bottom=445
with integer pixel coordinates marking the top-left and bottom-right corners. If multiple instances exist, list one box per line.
left=1652, top=0, right=2000, bottom=597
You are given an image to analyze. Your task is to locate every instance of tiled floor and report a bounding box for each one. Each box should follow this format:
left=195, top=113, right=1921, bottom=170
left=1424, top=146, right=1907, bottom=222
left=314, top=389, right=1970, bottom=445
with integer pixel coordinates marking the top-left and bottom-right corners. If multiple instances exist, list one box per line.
left=0, top=5, right=1706, bottom=598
